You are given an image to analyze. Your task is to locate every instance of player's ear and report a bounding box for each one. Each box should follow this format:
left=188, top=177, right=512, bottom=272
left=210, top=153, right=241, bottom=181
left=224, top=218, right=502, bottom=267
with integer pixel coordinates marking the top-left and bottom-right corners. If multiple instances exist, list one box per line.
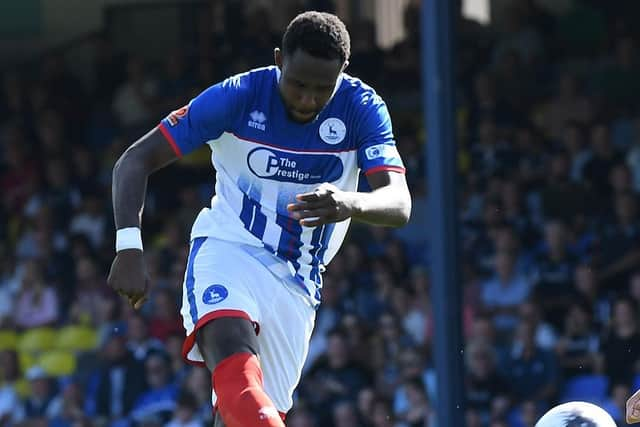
left=274, top=48, right=283, bottom=69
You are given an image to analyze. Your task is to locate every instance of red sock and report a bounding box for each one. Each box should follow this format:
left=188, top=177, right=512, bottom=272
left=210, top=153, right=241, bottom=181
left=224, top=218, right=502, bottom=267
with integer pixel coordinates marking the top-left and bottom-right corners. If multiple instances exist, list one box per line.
left=212, top=352, right=285, bottom=427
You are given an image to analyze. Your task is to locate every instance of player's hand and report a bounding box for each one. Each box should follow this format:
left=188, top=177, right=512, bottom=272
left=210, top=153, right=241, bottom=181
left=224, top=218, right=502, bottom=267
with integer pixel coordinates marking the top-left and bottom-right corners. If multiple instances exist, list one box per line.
left=107, top=249, right=150, bottom=310
left=627, top=388, right=640, bottom=424
left=287, top=183, right=357, bottom=227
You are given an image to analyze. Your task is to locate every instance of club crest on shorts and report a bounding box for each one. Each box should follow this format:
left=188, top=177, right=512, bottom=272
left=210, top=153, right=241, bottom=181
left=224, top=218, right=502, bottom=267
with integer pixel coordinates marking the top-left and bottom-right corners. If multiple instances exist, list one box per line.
left=319, top=118, right=346, bottom=144
left=202, top=284, right=228, bottom=305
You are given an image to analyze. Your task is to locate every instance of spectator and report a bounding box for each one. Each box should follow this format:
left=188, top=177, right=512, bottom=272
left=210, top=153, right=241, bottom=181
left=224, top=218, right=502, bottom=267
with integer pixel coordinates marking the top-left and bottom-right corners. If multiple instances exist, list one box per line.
left=598, top=298, right=640, bottom=387
left=536, top=73, right=593, bottom=140
left=182, top=367, right=213, bottom=425
left=332, top=400, right=360, bottom=427
left=481, top=250, right=532, bottom=337
left=13, top=260, right=59, bottom=329
left=165, top=332, right=190, bottom=382
left=539, top=151, right=592, bottom=225
left=302, top=328, right=372, bottom=425
left=392, top=347, right=435, bottom=421
left=166, top=389, right=204, bottom=427
left=147, top=288, right=182, bottom=342
left=22, top=366, right=56, bottom=419
left=68, top=256, right=110, bottom=326
left=531, top=220, right=578, bottom=328
left=48, top=379, right=90, bottom=427
left=93, top=325, right=146, bottom=423
left=356, top=387, right=377, bottom=426
left=112, top=56, right=158, bottom=129
left=69, top=191, right=107, bottom=249
left=396, top=377, right=432, bottom=427
left=130, top=350, right=178, bottom=424
left=126, top=312, right=164, bottom=361
left=573, top=263, right=610, bottom=328
left=517, top=300, right=557, bottom=351
left=555, top=301, right=600, bottom=378
left=464, top=339, right=510, bottom=424
left=598, top=192, right=640, bottom=290
left=582, top=123, right=621, bottom=198
left=504, top=320, right=559, bottom=406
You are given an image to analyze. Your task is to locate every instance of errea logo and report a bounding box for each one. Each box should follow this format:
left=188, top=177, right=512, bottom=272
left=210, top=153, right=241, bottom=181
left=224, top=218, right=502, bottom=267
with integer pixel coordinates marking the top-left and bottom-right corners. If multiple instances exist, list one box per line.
left=248, top=110, right=266, bottom=131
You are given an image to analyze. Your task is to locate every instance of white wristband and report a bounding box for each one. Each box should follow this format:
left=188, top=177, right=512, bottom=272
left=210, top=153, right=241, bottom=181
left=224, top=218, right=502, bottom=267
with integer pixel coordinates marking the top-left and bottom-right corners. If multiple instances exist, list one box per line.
left=116, top=227, right=143, bottom=252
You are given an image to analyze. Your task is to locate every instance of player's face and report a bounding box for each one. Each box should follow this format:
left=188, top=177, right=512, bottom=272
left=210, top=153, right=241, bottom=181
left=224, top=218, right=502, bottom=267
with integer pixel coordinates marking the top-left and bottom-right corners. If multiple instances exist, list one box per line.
left=275, top=48, right=345, bottom=123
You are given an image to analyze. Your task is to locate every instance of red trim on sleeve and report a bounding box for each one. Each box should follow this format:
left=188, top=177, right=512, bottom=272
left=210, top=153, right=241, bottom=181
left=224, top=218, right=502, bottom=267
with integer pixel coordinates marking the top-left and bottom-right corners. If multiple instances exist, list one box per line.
left=181, top=309, right=260, bottom=367
left=364, top=165, right=406, bottom=176
left=158, top=123, right=183, bottom=157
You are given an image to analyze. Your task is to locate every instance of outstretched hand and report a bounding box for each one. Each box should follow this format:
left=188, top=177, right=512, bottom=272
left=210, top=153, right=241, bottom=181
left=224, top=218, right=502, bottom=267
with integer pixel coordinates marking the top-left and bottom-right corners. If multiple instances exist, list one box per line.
left=287, top=183, right=357, bottom=227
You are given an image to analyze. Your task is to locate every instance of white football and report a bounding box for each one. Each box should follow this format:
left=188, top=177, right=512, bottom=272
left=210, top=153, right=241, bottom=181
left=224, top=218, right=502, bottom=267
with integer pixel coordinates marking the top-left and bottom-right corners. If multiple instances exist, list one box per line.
left=535, top=402, right=616, bottom=427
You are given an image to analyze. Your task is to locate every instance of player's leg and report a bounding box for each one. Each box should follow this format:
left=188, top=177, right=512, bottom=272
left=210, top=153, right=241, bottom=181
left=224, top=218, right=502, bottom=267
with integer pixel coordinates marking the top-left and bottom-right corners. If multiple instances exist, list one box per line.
left=180, top=238, right=284, bottom=427
left=196, top=317, right=284, bottom=427
left=197, top=317, right=256, bottom=427
left=254, top=276, right=316, bottom=420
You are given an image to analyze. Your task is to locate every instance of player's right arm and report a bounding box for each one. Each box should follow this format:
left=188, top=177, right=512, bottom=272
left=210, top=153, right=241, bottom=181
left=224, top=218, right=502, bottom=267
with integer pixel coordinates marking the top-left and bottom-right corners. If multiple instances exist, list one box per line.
left=107, top=127, right=179, bottom=308
left=107, top=75, right=244, bottom=308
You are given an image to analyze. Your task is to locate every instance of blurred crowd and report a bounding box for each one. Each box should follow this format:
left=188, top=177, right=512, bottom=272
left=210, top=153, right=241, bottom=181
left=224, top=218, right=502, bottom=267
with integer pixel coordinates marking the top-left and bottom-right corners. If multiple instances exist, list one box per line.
left=1, top=0, right=640, bottom=426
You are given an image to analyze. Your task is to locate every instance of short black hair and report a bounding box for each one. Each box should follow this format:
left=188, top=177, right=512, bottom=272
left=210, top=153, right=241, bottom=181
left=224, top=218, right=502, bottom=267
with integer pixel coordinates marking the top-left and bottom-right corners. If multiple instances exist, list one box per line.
left=282, top=11, right=351, bottom=63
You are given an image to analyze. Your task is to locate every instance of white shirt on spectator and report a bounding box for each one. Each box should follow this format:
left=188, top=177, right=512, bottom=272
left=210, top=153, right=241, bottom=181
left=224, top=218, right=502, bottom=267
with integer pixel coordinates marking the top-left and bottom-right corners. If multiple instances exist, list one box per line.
left=482, top=275, right=531, bottom=331
left=13, top=287, right=59, bottom=329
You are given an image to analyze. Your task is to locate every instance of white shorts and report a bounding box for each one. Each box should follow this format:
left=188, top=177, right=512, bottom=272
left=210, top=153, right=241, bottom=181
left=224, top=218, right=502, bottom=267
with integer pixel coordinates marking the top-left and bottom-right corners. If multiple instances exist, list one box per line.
left=180, top=237, right=316, bottom=413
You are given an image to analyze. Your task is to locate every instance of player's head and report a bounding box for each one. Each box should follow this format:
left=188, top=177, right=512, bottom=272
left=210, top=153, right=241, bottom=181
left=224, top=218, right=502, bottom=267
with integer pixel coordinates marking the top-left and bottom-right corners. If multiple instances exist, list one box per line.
left=275, top=11, right=351, bottom=123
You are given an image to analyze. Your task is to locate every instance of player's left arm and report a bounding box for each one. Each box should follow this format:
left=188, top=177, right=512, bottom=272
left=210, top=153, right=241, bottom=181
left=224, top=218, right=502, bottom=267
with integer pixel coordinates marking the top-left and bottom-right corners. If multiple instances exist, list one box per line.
left=628, top=388, right=640, bottom=424
left=288, top=171, right=411, bottom=227
left=289, top=92, right=411, bottom=228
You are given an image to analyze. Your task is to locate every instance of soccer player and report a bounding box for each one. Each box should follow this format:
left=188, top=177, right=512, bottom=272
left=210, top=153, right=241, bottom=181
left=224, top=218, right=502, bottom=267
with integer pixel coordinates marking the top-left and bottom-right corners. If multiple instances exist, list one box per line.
left=107, top=11, right=411, bottom=427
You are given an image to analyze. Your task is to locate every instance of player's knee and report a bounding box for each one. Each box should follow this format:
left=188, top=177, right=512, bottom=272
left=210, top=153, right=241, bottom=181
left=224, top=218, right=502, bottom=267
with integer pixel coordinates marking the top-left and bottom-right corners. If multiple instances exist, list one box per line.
left=196, top=317, right=259, bottom=369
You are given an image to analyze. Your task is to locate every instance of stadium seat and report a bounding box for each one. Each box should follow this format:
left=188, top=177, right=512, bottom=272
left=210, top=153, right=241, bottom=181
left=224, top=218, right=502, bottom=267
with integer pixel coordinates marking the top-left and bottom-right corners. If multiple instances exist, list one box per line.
left=0, top=330, right=17, bottom=350
left=17, top=327, right=56, bottom=353
left=18, top=351, right=35, bottom=372
left=560, top=374, right=609, bottom=404
left=55, top=325, right=98, bottom=352
left=37, top=350, right=76, bottom=377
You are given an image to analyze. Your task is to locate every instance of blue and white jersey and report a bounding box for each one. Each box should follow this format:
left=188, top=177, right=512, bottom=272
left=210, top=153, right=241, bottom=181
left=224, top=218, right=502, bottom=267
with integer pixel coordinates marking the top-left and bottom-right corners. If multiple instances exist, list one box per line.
left=158, top=66, right=404, bottom=306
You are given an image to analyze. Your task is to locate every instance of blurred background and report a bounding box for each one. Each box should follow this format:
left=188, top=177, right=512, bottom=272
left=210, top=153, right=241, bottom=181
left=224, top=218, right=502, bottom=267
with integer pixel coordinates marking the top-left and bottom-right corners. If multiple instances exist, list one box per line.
left=2, top=0, right=640, bottom=426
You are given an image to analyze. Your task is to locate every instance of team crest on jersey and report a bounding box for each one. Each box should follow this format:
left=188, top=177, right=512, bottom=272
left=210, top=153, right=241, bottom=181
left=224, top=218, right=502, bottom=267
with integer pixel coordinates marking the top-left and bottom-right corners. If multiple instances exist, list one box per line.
left=319, top=118, right=346, bottom=144
left=166, top=105, right=189, bottom=126
left=202, top=284, right=228, bottom=305
left=248, top=110, right=267, bottom=131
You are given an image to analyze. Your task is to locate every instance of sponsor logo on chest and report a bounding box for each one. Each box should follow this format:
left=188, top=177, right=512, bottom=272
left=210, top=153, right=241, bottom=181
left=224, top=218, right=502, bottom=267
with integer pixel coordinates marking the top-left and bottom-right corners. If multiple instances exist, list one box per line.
left=247, top=147, right=343, bottom=184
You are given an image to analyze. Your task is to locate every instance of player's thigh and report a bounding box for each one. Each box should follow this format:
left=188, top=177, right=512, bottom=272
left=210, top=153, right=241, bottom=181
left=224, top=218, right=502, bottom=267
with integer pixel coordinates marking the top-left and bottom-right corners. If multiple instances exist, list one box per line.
left=181, top=237, right=262, bottom=367
left=196, top=317, right=259, bottom=369
left=257, top=281, right=316, bottom=412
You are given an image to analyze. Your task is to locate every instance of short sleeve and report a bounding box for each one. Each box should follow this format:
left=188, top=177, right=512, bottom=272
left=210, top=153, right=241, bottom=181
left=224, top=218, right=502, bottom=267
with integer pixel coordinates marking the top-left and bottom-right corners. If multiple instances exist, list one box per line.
left=356, top=93, right=405, bottom=176
left=158, top=76, right=245, bottom=156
